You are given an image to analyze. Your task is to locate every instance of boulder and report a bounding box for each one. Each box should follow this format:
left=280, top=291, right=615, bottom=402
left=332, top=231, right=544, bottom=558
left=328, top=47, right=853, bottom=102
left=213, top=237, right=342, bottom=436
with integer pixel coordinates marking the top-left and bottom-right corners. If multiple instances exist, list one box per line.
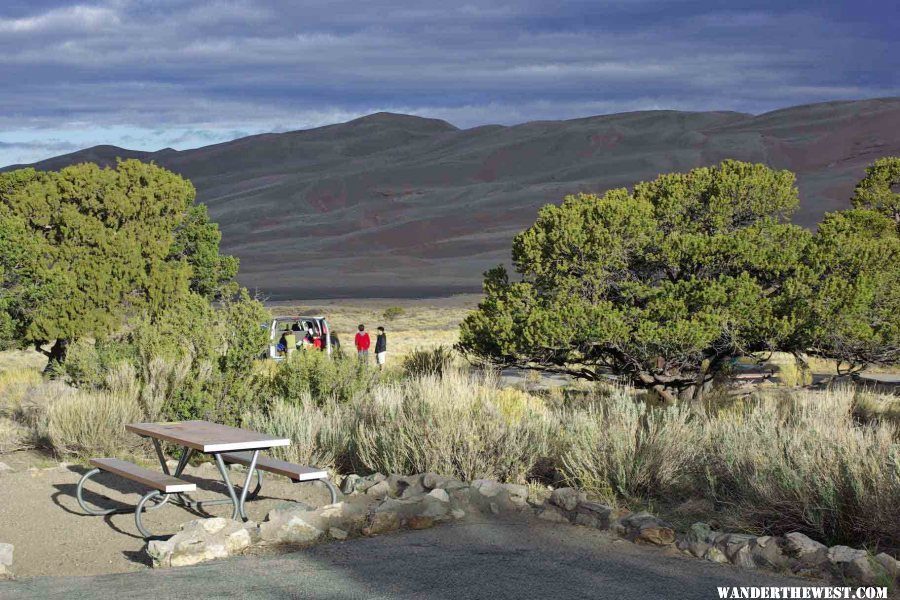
left=537, top=505, right=570, bottom=523
left=549, top=487, right=583, bottom=512
left=618, top=512, right=675, bottom=546
left=329, top=527, right=348, bottom=540
left=677, top=522, right=719, bottom=558
left=147, top=518, right=255, bottom=568
left=783, top=532, right=828, bottom=568
left=749, top=537, right=791, bottom=570
left=827, top=545, right=868, bottom=566
left=471, top=479, right=503, bottom=498
left=573, top=502, right=615, bottom=530
left=376, top=495, right=449, bottom=521
left=502, top=484, right=528, bottom=508
left=450, top=509, right=466, bottom=520
left=363, top=511, right=401, bottom=536
left=317, top=502, right=369, bottom=533
left=339, top=474, right=360, bottom=495
left=407, top=516, right=435, bottom=530
left=874, top=553, right=899, bottom=580
left=388, top=473, right=426, bottom=498
left=365, top=480, right=390, bottom=499
left=847, top=557, right=881, bottom=585
left=0, top=543, right=12, bottom=578
left=428, top=488, right=450, bottom=503
left=422, top=473, right=467, bottom=491
left=356, top=473, right=386, bottom=493
left=0, top=462, right=12, bottom=473
left=259, top=509, right=324, bottom=546
left=717, top=534, right=755, bottom=563
left=705, top=546, right=729, bottom=564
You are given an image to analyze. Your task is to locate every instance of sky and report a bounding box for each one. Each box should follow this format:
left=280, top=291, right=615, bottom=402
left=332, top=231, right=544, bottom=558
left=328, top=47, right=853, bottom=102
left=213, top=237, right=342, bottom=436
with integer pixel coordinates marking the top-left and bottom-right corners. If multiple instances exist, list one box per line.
left=1, top=0, right=898, bottom=167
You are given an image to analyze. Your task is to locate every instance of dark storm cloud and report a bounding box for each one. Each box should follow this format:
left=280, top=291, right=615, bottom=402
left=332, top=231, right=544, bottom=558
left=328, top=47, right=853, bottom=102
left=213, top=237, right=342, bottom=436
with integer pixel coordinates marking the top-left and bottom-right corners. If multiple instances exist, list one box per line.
left=1, top=0, right=897, bottom=165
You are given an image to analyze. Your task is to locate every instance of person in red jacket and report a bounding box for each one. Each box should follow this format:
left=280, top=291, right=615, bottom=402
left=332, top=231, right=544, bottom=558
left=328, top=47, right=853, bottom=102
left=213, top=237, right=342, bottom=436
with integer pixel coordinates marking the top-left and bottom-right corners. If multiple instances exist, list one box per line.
left=354, top=324, right=371, bottom=363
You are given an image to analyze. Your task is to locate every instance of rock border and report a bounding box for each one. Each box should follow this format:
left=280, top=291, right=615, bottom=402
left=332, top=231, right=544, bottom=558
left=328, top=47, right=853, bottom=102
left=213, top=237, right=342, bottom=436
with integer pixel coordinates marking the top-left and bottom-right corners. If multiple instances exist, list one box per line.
left=145, top=475, right=900, bottom=588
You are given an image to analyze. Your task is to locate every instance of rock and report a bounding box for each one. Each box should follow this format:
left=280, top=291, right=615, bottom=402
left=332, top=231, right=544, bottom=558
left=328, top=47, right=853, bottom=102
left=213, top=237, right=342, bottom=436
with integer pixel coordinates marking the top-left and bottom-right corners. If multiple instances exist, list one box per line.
left=0, top=543, right=13, bottom=577
left=489, top=502, right=500, bottom=515
left=678, top=522, right=720, bottom=558
left=573, top=502, right=614, bottom=530
left=147, top=519, right=254, bottom=568
left=375, top=495, right=449, bottom=520
left=501, top=484, right=528, bottom=508
left=317, top=502, right=369, bottom=533
left=329, top=528, right=348, bottom=540
left=365, top=480, right=390, bottom=499
left=450, top=509, right=466, bottom=520
left=847, top=557, right=881, bottom=585
left=0, top=462, right=12, bottom=473
left=827, top=545, right=868, bottom=566
left=874, top=553, right=899, bottom=580
left=549, top=487, right=583, bottom=512
left=730, top=545, right=756, bottom=569
left=705, top=546, right=729, bottom=564
left=355, top=473, right=386, bottom=493
left=388, top=474, right=427, bottom=499
left=750, top=537, right=790, bottom=570
left=718, top=534, right=755, bottom=563
left=537, top=505, right=570, bottom=523
left=783, top=532, right=827, bottom=567
left=363, top=511, right=400, bottom=536
left=471, top=479, right=503, bottom=498
left=407, top=516, right=435, bottom=530
left=428, top=488, right=450, bottom=503
left=261, top=514, right=323, bottom=545
left=619, top=512, right=675, bottom=546
left=339, top=474, right=360, bottom=495
left=422, top=472, right=441, bottom=490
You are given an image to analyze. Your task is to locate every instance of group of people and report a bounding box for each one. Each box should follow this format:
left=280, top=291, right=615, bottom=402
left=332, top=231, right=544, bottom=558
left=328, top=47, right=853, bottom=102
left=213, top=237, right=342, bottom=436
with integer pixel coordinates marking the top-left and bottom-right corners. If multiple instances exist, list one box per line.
left=276, top=321, right=324, bottom=356
left=354, top=324, right=387, bottom=369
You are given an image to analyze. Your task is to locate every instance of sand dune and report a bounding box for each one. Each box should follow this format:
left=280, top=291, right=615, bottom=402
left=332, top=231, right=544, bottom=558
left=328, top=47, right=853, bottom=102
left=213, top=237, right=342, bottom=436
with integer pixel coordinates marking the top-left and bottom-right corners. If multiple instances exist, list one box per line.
left=7, top=98, right=900, bottom=299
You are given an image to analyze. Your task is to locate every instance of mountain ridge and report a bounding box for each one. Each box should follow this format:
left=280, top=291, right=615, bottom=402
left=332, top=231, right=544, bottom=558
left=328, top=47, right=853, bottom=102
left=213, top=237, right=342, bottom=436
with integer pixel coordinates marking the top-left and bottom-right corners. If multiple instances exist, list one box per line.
left=6, top=97, right=900, bottom=299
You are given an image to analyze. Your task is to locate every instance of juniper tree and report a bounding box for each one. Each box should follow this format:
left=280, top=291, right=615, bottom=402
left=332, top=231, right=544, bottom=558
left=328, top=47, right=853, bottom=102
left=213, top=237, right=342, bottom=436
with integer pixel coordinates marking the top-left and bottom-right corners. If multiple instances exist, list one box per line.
left=0, top=160, right=238, bottom=364
left=459, top=160, right=811, bottom=401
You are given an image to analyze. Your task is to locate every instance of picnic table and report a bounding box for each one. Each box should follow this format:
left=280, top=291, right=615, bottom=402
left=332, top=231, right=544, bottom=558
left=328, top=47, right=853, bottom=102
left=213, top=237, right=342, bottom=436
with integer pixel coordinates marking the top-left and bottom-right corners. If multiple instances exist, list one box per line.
left=75, top=420, right=334, bottom=538
left=127, top=420, right=290, bottom=521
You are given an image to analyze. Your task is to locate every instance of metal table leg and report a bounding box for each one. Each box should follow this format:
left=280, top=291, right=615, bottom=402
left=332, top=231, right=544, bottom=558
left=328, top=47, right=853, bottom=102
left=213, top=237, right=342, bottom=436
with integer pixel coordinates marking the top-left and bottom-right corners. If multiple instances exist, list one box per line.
left=213, top=450, right=259, bottom=521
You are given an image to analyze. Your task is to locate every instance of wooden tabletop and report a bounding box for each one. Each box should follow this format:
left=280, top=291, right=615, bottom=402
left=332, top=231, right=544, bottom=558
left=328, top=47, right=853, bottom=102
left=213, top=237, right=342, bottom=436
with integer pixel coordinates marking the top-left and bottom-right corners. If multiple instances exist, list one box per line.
left=125, top=420, right=291, bottom=453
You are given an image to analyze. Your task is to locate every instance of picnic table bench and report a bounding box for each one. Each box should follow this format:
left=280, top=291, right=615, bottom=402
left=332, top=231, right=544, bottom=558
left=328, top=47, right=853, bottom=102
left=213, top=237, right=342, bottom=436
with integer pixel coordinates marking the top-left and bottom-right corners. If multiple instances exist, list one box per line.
left=76, top=420, right=336, bottom=538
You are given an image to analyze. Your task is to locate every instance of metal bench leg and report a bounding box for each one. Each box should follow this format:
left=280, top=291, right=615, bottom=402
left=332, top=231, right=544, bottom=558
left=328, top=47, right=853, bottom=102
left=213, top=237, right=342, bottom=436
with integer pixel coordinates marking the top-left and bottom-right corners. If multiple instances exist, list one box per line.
left=135, top=490, right=163, bottom=538
left=319, top=478, right=338, bottom=505
left=76, top=468, right=133, bottom=516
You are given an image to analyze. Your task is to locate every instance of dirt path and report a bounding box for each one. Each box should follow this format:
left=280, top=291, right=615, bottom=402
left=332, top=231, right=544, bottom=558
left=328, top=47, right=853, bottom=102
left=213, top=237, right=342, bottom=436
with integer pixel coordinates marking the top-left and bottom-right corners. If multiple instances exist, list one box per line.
left=0, top=453, right=336, bottom=577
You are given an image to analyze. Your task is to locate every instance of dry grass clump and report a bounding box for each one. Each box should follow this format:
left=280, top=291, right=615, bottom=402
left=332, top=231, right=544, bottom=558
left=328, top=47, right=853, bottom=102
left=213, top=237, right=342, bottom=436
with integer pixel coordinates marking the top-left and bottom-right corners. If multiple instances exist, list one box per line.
left=45, top=388, right=144, bottom=457
left=243, top=396, right=351, bottom=473
left=560, top=393, right=701, bottom=505
left=704, top=387, right=900, bottom=549
left=353, top=370, right=558, bottom=483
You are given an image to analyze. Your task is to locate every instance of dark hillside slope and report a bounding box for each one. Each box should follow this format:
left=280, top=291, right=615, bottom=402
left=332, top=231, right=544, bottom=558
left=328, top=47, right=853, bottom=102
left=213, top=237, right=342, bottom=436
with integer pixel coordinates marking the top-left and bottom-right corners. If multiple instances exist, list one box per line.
left=8, top=99, right=900, bottom=298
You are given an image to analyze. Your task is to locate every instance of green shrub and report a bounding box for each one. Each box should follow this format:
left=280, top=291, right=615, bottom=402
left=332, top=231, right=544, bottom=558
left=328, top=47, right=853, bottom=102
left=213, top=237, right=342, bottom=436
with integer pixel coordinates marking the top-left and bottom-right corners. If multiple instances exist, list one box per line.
left=269, top=350, right=373, bottom=405
left=382, top=306, right=406, bottom=321
left=401, top=346, right=455, bottom=378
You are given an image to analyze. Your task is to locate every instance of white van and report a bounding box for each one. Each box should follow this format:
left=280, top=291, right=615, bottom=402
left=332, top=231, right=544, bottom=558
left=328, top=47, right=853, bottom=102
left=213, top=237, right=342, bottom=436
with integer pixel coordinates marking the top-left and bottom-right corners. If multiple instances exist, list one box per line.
left=266, top=315, right=339, bottom=360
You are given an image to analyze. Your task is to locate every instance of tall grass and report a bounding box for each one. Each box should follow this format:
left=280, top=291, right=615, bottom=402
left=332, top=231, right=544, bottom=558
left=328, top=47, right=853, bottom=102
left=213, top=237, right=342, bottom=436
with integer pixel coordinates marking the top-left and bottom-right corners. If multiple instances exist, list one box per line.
left=560, top=393, right=701, bottom=504
left=702, top=388, right=900, bottom=549
left=353, top=371, right=558, bottom=482
left=45, top=389, right=143, bottom=457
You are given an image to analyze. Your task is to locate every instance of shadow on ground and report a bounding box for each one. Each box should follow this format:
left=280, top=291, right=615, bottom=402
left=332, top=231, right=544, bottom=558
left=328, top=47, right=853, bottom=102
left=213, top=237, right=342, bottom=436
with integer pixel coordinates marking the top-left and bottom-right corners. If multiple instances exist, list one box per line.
left=1, top=513, right=809, bottom=600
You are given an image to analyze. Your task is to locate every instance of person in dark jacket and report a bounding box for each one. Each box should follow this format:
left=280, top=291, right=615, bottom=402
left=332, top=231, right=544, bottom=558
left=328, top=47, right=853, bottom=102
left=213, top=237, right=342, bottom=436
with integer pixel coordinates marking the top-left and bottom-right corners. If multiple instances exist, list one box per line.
left=374, top=326, right=387, bottom=370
